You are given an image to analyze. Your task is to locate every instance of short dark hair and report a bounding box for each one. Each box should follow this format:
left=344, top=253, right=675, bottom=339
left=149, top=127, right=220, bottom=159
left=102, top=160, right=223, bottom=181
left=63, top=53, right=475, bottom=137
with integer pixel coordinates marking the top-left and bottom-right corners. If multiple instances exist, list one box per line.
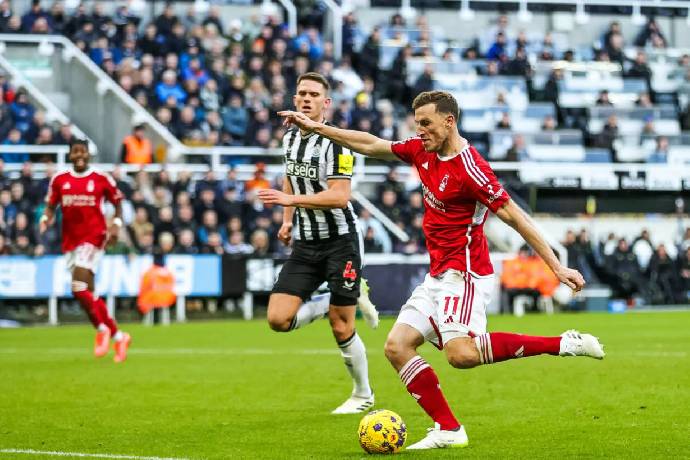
left=412, top=91, right=459, bottom=121
left=69, top=138, right=88, bottom=150
left=296, top=72, right=330, bottom=93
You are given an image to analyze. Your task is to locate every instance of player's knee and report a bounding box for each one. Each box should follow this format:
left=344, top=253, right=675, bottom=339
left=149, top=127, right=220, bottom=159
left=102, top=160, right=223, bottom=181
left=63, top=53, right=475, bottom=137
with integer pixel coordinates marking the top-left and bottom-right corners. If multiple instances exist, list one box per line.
left=71, top=280, right=88, bottom=296
left=266, top=312, right=291, bottom=332
left=384, top=336, right=405, bottom=363
left=446, top=347, right=479, bottom=369
left=330, top=319, right=353, bottom=341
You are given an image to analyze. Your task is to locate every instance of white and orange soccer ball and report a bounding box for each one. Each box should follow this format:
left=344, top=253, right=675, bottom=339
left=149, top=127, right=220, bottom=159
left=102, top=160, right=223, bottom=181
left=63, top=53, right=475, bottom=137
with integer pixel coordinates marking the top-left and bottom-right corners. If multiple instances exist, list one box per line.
left=358, top=409, right=407, bottom=454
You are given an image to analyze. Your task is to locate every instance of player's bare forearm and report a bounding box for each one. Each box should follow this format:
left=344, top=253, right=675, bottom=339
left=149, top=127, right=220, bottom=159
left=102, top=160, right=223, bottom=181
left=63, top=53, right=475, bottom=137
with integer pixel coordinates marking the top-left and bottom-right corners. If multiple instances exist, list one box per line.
left=496, top=200, right=560, bottom=270
left=496, top=200, right=585, bottom=290
left=39, top=205, right=55, bottom=234
left=107, top=203, right=123, bottom=246
left=292, top=188, right=349, bottom=209
left=282, top=177, right=296, bottom=224
left=313, top=124, right=397, bottom=160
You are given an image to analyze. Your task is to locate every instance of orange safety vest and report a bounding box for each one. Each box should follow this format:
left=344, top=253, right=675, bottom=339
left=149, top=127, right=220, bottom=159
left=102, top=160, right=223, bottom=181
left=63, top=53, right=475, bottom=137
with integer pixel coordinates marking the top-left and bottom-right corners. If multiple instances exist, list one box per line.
left=123, top=135, right=153, bottom=164
left=137, top=265, right=176, bottom=314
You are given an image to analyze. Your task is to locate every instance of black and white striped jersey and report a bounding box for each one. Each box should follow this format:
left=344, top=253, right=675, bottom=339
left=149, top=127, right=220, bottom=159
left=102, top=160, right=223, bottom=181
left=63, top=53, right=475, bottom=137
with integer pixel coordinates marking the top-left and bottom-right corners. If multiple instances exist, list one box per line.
left=283, top=126, right=360, bottom=241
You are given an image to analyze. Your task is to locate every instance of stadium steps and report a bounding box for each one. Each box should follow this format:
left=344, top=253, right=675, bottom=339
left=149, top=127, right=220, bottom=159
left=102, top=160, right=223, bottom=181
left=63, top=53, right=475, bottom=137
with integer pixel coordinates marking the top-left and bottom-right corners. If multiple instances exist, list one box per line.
left=0, top=34, right=182, bottom=162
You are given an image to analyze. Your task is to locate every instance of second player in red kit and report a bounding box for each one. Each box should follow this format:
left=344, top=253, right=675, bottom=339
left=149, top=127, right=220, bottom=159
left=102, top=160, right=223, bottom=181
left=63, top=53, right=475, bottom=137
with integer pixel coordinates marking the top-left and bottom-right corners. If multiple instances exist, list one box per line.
left=40, top=139, right=131, bottom=362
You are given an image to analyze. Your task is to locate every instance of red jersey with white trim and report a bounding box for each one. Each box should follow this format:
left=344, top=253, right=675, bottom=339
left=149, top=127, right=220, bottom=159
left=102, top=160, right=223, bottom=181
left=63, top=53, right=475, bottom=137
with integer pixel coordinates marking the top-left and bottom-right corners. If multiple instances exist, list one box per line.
left=391, top=137, right=510, bottom=277
left=46, top=168, right=123, bottom=253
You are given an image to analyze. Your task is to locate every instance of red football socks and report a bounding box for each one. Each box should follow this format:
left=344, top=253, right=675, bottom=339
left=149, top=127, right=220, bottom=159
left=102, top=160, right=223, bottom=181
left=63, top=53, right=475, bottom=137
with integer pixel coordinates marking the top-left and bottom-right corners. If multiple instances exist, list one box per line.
left=399, top=356, right=460, bottom=431
left=93, top=296, right=119, bottom=336
left=72, top=289, right=119, bottom=335
left=474, top=332, right=560, bottom=364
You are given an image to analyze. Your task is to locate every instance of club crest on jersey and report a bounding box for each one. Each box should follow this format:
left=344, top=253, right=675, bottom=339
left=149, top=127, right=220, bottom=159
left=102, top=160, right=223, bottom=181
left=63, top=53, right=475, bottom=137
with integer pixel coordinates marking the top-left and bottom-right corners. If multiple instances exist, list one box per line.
left=87, top=180, right=94, bottom=192
left=439, top=174, right=450, bottom=192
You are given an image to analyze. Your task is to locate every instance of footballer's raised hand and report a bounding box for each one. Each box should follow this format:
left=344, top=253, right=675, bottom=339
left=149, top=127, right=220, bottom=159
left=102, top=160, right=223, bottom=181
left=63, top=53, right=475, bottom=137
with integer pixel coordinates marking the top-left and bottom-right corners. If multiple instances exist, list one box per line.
left=38, top=214, right=53, bottom=234
left=258, top=188, right=295, bottom=207
left=555, top=266, right=585, bottom=292
left=278, top=110, right=319, bottom=132
left=277, top=222, right=293, bottom=246
left=106, top=217, right=122, bottom=247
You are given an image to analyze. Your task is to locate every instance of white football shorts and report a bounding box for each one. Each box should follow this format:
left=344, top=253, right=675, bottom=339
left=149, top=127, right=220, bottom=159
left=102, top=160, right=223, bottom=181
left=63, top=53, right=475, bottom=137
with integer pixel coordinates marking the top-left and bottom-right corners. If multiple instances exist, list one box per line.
left=65, top=243, right=104, bottom=273
left=396, top=269, right=494, bottom=349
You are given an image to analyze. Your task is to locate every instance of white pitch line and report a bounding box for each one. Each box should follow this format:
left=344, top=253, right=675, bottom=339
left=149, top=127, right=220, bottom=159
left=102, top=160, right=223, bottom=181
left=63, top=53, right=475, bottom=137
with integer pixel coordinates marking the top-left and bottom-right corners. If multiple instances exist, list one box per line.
left=0, top=348, right=686, bottom=358
left=0, top=347, right=340, bottom=356
left=0, top=448, right=190, bottom=460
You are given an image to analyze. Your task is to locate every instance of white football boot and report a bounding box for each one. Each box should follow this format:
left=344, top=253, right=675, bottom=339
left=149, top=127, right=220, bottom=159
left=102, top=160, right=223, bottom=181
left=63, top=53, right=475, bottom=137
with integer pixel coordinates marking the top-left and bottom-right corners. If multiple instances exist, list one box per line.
left=331, top=393, right=375, bottom=414
left=406, top=423, right=469, bottom=450
left=357, top=278, right=379, bottom=329
left=559, top=330, right=605, bottom=359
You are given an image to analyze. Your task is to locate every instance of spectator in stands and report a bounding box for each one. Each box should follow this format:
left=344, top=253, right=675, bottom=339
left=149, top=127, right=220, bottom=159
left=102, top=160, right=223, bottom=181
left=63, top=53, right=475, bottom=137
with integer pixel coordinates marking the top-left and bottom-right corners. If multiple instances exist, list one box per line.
left=632, top=229, right=655, bottom=271
left=121, top=124, right=153, bottom=165
left=505, top=134, right=528, bottom=162
left=634, top=17, right=667, bottom=48
left=0, top=1, right=12, bottom=32
left=53, top=123, right=73, bottom=145
left=156, top=70, right=186, bottom=105
left=486, top=32, right=508, bottom=61
left=129, top=207, right=154, bottom=251
left=10, top=91, right=34, bottom=134
left=21, top=0, right=51, bottom=33
left=596, top=114, right=619, bottom=159
left=504, top=47, right=531, bottom=77
left=678, top=247, right=690, bottom=300
left=225, top=230, right=253, bottom=255
left=358, top=208, right=392, bottom=253
left=648, top=244, right=679, bottom=304
left=496, top=111, right=512, bottom=130
left=249, top=228, right=270, bottom=256
left=244, top=162, right=270, bottom=192
left=0, top=233, right=11, bottom=255
left=606, top=238, right=643, bottom=300
left=2, top=128, right=28, bottom=163
left=197, top=209, right=225, bottom=246
left=541, top=115, right=557, bottom=131
left=595, top=90, right=613, bottom=106
left=647, top=136, right=670, bottom=163
left=363, top=226, right=384, bottom=253
left=627, top=51, right=652, bottom=85
left=636, top=92, right=654, bottom=108
left=5, top=14, right=20, bottom=34
left=173, top=228, right=197, bottom=254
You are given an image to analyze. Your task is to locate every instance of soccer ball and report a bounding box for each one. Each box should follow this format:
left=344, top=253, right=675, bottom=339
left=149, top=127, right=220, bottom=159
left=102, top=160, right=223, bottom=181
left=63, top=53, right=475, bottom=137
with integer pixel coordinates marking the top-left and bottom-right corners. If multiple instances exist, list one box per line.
left=358, top=409, right=407, bottom=454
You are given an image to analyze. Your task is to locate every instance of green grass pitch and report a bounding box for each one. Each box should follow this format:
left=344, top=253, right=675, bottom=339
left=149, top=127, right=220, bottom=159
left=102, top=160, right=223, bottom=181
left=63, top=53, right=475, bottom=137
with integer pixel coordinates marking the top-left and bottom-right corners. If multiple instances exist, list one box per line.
left=1, top=311, right=689, bottom=459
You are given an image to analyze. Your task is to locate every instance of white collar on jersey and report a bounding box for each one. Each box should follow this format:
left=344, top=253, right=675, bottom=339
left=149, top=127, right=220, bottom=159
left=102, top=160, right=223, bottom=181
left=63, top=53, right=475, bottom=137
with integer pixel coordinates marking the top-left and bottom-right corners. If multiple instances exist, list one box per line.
left=437, top=144, right=470, bottom=162
left=69, top=167, right=94, bottom=178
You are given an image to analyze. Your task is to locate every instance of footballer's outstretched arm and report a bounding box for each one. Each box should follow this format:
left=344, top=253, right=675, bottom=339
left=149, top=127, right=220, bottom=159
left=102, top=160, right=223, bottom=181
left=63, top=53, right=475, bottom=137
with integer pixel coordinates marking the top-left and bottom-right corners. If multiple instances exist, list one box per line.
left=495, top=199, right=585, bottom=291
left=278, top=110, right=398, bottom=161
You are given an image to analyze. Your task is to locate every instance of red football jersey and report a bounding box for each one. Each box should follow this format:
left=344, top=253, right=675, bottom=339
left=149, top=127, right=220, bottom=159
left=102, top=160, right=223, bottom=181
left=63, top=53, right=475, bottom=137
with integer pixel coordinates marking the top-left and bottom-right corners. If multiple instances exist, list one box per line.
left=46, top=168, right=123, bottom=253
left=391, top=137, right=510, bottom=277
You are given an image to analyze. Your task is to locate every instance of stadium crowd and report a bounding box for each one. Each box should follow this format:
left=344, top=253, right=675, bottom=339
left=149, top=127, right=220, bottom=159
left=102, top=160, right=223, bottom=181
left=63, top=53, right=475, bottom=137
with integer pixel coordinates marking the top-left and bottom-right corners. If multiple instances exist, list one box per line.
left=563, top=227, right=690, bottom=304
left=0, top=1, right=688, bottom=157
left=1, top=154, right=690, bottom=304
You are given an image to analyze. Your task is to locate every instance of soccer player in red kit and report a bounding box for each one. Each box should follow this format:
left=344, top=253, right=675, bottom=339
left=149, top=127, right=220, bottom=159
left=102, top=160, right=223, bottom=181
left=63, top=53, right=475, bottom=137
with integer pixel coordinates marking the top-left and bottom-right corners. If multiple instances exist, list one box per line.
left=279, top=91, right=604, bottom=449
left=39, top=139, right=131, bottom=363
